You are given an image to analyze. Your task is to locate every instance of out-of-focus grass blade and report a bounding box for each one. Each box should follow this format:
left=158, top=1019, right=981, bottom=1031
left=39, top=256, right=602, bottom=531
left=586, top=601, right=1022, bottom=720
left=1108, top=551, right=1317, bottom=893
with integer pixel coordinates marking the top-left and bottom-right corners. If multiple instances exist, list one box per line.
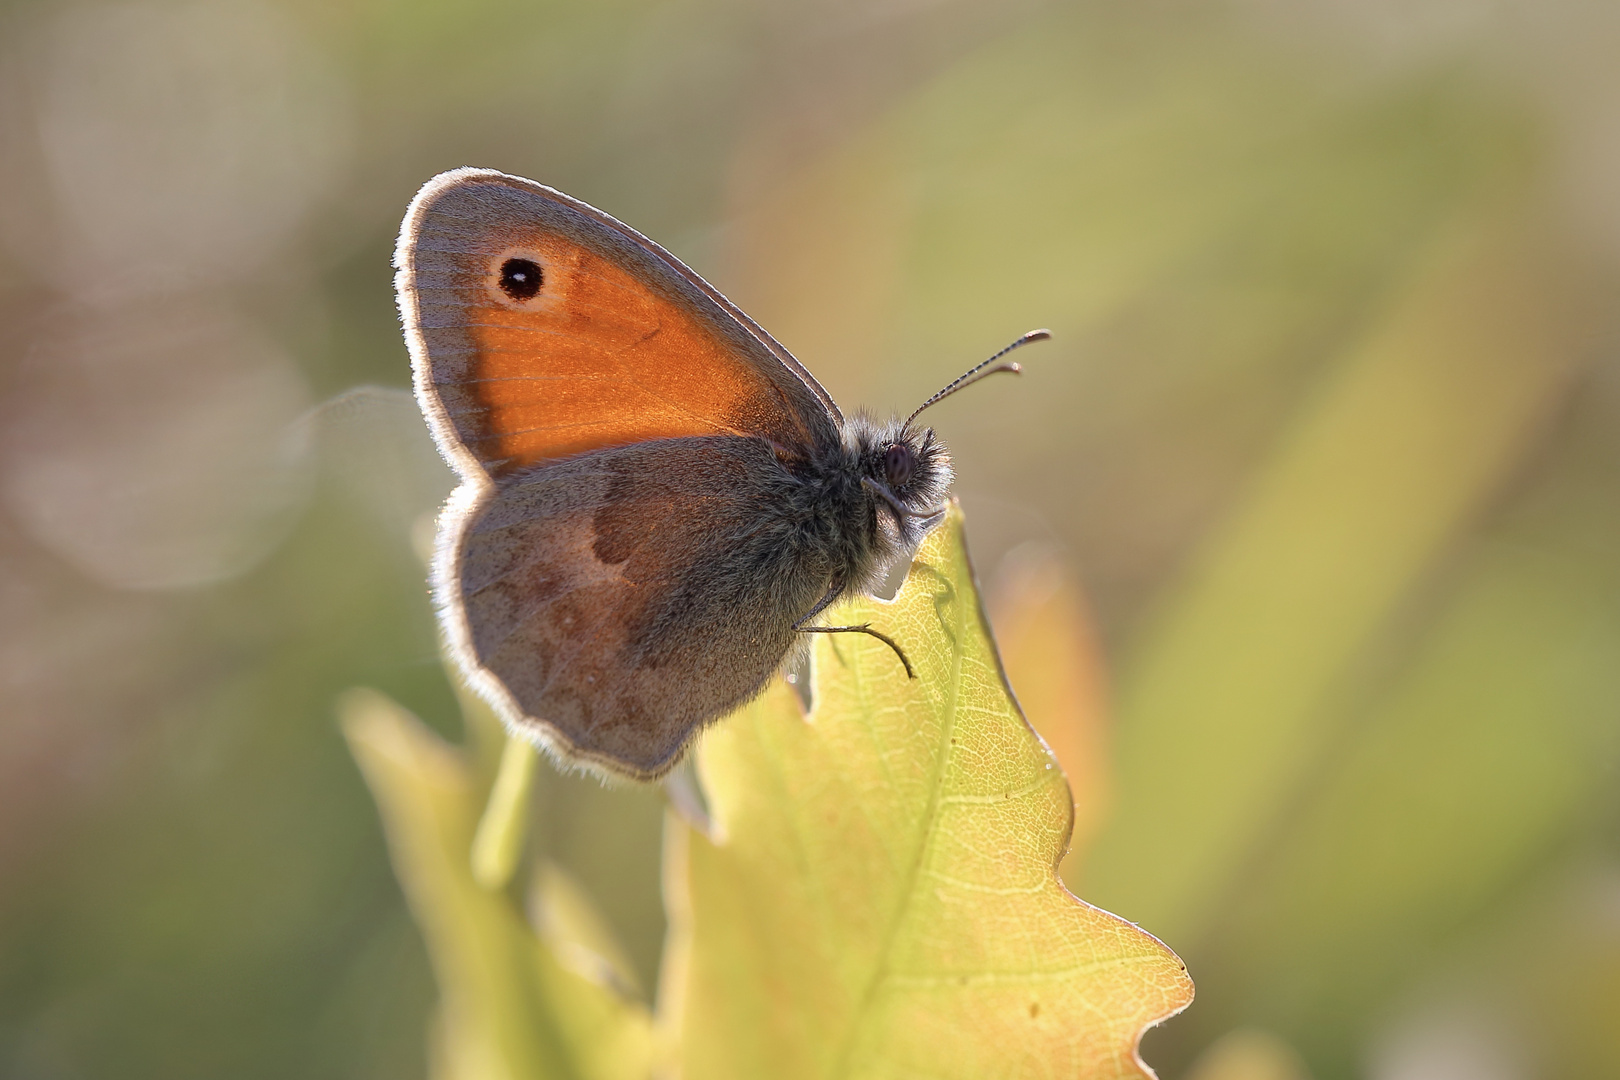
left=471, top=738, right=539, bottom=891
left=341, top=689, right=653, bottom=1080
left=1086, top=209, right=1596, bottom=943
left=1196, top=375, right=1620, bottom=1043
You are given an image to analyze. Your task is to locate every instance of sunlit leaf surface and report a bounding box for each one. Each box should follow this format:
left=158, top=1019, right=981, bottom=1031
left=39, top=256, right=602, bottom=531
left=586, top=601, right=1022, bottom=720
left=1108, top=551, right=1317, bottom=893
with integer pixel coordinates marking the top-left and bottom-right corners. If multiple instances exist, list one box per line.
left=668, top=506, right=1191, bottom=1079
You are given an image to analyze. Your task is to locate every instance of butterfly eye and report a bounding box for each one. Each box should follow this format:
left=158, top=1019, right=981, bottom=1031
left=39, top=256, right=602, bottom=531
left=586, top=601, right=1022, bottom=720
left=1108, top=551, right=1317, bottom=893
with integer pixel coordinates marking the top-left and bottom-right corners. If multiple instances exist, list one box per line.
left=498, top=257, right=543, bottom=301
left=883, top=443, right=914, bottom=487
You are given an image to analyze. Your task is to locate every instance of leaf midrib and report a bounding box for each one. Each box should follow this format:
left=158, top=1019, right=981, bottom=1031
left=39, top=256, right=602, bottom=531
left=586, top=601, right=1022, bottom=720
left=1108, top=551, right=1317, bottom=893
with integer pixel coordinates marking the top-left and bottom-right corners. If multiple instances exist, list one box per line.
left=827, top=560, right=966, bottom=1079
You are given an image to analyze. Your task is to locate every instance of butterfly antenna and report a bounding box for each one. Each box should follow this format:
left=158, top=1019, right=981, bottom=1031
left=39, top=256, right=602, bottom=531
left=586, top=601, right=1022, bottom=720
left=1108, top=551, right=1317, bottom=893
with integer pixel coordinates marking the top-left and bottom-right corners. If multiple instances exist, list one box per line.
left=903, top=329, right=1050, bottom=432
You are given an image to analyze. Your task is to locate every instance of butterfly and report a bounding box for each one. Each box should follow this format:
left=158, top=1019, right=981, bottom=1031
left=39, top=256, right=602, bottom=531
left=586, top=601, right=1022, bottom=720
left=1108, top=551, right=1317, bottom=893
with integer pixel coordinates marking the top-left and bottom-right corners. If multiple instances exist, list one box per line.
left=396, top=168, right=1046, bottom=780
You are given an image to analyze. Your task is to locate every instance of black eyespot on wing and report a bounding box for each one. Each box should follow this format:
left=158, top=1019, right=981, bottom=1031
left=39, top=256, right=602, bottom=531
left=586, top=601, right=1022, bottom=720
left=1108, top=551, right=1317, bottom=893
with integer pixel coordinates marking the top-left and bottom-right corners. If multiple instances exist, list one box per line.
left=499, top=257, right=543, bottom=300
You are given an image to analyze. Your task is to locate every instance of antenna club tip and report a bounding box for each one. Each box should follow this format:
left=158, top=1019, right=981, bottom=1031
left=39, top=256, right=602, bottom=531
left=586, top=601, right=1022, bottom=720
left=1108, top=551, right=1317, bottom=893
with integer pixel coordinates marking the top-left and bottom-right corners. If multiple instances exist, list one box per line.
left=1025, top=328, right=1053, bottom=342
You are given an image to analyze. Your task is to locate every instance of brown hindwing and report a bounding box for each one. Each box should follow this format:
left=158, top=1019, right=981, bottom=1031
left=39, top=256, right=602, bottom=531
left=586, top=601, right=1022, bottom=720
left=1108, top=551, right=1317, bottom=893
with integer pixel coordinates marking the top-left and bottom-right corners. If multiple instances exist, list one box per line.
left=447, top=437, right=831, bottom=778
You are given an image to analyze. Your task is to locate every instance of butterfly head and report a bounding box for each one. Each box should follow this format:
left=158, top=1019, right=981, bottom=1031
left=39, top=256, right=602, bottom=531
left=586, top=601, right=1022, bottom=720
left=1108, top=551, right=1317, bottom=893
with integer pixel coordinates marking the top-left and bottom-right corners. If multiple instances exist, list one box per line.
left=846, top=415, right=952, bottom=548
left=840, top=330, right=1052, bottom=555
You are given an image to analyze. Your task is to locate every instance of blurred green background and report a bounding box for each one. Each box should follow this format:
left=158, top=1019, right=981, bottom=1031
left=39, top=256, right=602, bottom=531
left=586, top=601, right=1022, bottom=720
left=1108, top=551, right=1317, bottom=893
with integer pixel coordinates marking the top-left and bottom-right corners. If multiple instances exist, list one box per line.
left=2, top=1, right=1618, bottom=1077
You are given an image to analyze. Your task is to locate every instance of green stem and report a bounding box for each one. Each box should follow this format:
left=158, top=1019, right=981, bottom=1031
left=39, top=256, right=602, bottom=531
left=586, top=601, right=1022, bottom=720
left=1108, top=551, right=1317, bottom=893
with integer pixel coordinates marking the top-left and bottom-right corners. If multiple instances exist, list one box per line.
left=471, top=735, right=538, bottom=890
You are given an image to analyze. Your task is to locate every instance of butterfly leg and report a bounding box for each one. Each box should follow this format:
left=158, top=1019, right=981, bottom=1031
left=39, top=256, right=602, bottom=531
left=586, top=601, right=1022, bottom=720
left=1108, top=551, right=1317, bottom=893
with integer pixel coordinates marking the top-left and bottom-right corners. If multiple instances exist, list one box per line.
left=794, top=579, right=916, bottom=678
left=798, top=624, right=916, bottom=679
left=794, top=580, right=847, bottom=629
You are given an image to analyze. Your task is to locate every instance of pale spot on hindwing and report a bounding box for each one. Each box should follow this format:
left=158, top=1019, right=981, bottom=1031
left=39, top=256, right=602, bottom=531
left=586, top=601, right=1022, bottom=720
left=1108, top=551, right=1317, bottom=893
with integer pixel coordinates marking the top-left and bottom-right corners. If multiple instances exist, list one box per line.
left=454, top=438, right=822, bottom=777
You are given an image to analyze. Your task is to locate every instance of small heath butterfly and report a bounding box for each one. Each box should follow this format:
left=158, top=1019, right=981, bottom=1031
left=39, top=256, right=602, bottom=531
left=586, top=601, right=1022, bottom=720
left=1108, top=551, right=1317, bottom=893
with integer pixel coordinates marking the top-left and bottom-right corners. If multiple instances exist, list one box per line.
left=396, top=168, right=1045, bottom=779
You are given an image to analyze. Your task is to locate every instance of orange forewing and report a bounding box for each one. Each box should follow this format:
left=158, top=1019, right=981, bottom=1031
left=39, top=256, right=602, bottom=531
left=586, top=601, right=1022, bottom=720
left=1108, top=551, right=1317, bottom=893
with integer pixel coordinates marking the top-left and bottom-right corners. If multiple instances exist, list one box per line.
left=400, top=171, right=836, bottom=478
left=463, top=236, right=789, bottom=469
